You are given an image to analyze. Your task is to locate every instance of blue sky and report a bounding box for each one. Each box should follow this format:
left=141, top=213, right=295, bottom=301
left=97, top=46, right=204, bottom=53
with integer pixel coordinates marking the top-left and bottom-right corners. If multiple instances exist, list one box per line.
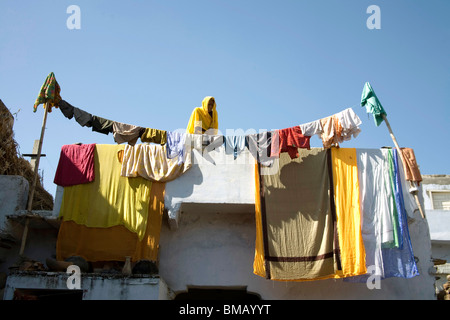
left=1, top=0, right=449, bottom=197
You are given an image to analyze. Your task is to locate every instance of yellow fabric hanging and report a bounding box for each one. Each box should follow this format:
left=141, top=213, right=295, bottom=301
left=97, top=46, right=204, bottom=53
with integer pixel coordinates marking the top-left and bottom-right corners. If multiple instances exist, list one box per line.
left=59, top=144, right=152, bottom=240
left=330, top=147, right=367, bottom=278
left=56, top=182, right=165, bottom=262
left=120, top=144, right=192, bottom=182
left=186, top=96, right=218, bottom=134
left=253, top=161, right=266, bottom=278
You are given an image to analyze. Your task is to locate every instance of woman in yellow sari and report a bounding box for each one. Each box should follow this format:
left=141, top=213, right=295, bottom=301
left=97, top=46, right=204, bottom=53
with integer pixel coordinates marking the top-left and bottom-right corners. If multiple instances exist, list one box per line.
left=186, top=96, right=218, bottom=134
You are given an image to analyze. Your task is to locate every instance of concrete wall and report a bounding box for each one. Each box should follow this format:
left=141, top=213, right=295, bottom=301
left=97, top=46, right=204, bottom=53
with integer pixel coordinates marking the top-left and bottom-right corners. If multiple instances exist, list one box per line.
left=3, top=272, right=170, bottom=300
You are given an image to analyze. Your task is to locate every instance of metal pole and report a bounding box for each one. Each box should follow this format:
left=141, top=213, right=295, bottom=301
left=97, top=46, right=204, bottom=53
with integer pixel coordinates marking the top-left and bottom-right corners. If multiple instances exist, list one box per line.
left=19, top=103, right=49, bottom=256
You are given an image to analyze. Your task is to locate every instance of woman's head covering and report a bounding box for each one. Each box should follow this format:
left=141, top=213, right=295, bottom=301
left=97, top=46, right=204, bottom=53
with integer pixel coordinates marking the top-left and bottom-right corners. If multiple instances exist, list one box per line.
left=186, top=96, right=219, bottom=134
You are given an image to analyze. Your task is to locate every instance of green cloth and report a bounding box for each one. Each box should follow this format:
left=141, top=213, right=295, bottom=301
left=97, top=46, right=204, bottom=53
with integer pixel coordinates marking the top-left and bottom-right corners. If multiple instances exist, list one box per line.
left=33, top=72, right=61, bottom=113
left=383, top=149, right=401, bottom=249
left=360, top=82, right=386, bottom=126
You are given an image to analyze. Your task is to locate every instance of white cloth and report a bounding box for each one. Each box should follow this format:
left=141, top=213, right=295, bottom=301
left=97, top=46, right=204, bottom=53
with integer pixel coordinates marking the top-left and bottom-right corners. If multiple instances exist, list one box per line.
left=356, top=149, right=396, bottom=278
left=299, top=119, right=322, bottom=137
left=335, top=108, right=362, bottom=142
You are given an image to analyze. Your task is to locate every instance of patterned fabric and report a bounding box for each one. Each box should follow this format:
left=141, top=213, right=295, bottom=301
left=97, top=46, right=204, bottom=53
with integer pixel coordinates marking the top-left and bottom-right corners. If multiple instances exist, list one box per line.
left=33, top=72, right=61, bottom=113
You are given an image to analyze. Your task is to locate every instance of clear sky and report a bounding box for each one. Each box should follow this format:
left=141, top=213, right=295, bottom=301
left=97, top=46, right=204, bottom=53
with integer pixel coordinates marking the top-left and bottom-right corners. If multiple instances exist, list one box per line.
left=1, top=0, right=449, bottom=197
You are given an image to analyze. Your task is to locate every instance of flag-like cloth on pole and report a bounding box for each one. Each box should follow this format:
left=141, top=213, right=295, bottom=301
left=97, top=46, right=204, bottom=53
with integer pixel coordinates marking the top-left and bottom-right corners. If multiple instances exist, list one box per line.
left=360, top=82, right=387, bottom=126
left=33, top=72, right=61, bottom=113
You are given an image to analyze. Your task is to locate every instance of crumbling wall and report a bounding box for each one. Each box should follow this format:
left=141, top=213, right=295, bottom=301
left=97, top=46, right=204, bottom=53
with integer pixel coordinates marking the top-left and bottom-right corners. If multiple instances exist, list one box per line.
left=0, top=99, right=53, bottom=210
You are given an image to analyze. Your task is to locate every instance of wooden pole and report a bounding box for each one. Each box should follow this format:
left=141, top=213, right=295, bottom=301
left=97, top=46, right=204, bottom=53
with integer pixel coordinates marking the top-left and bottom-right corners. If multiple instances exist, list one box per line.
left=381, top=114, right=426, bottom=219
left=19, top=103, right=49, bottom=256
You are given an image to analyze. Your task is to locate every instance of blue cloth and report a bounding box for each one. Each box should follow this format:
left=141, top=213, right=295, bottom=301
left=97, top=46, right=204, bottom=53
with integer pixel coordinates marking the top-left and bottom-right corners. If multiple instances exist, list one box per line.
left=166, top=131, right=186, bottom=165
left=345, top=148, right=418, bottom=283
left=380, top=149, right=419, bottom=279
left=225, top=135, right=247, bottom=159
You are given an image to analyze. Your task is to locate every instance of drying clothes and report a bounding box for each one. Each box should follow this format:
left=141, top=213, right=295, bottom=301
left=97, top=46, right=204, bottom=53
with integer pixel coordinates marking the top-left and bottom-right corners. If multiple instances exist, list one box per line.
left=33, top=72, right=61, bottom=113
left=53, top=144, right=96, bottom=187
left=361, top=82, right=387, bottom=126
left=58, top=100, right=75, bottom=120
left=345, top=148, right=419, bottom=283
left=91, top=116, right=114, bottom=135
left=386, top=149, right=402, bottom=249
left=186, top=96, right=219, bottom=134
left=120, top=143, right=192, bottom=182
left=253, top=149, right=340, bottom=281
left=166, top=131, right=188, bottom=165
left=73, top=107, right=93, bottom=127
left=270, top=126, right=310, bottom=159
left=320, top=115, right=342, bottom=148
left=381, top=148, right=419, bottom=278
left=59, top=144, right=152, bottom=241
left=225, top=135, right=247, bottom=160
left=56, top=182, right=165, bottom=262
left=396, top=150, right=419, bottom=219
left=400, top=148, right=422, bottom=185
left=299, top=120, right=322, bottom=137
left=350, top=149, right=396, bottom=281
left=113, top=122, right=145, bottom=146
left=246, top=131, right=277, bottom=167
left=334, top=108, right=362, bottom=142
left=330, top=148, right=367, bottom=278
left=141, top=128, right=167, bottom=145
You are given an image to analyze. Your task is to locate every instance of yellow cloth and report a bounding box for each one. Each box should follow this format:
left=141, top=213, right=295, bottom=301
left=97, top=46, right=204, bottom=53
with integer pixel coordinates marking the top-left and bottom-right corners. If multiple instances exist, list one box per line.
left=120, top=144, right=192, bottom=182
left=56, top=182, right=165, bottom=262
left=331, top=147, right=367, bottom=278
left=141, top=128, right=167, bottom=145
left=186, top=96, right=218, bottom=134
left=59, top=144, right=152, bottom=241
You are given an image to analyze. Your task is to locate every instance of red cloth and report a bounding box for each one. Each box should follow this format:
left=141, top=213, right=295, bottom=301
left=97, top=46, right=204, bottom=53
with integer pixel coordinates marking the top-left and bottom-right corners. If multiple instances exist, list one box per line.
left=54, top=144, right=96, bottom=187
left=271, top=126, right=310, bottom=159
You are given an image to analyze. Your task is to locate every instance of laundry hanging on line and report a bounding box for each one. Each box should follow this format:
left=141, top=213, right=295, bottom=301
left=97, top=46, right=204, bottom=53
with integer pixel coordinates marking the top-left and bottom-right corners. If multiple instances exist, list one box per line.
left=54, top=98, right=363, bottom=166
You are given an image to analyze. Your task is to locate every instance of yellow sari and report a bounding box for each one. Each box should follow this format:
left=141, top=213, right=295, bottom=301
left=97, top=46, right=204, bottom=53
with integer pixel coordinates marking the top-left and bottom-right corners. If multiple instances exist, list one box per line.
left=186, top=96, right=218, bottom=134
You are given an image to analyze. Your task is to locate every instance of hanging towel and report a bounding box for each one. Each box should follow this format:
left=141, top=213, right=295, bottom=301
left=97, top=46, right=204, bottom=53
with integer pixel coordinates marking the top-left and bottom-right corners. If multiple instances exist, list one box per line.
left=246, top=131, right=277, bottom=167
left=56, top=182, right=165, bottom=262
left=113, top=121, right=145, bottom=146
left=299, top=120, right=322, bottom=137
left=166, top=131, right=188, bottom=165
left=141, top=128, right=167, bottom=145
left=334, top=108, right=362, bottom=142
left=186, top=96, right=219, bottom=134
left=120, top=144, right=192, bottom=182
left=330, top=148, right=367, bottom=278
left=33, top=72, right=61, bottom=113
left=58, top=100, right=75, bottom=120
left=320, top=115, right=342, bottom=148
left=254, top=149, right=340, bottom=281
left=91, top=115, right=114, bottom=135
left=59, top=144, right=152, bottom=241
left=270, top=126, right=310, bottom=159
left=225, top=135, right=247, bottom=159
left=73, top=107, right=93, bottom=127
left=400, top=148, right=422, bottom=185
left=53, top=144, right=96, bottom=187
